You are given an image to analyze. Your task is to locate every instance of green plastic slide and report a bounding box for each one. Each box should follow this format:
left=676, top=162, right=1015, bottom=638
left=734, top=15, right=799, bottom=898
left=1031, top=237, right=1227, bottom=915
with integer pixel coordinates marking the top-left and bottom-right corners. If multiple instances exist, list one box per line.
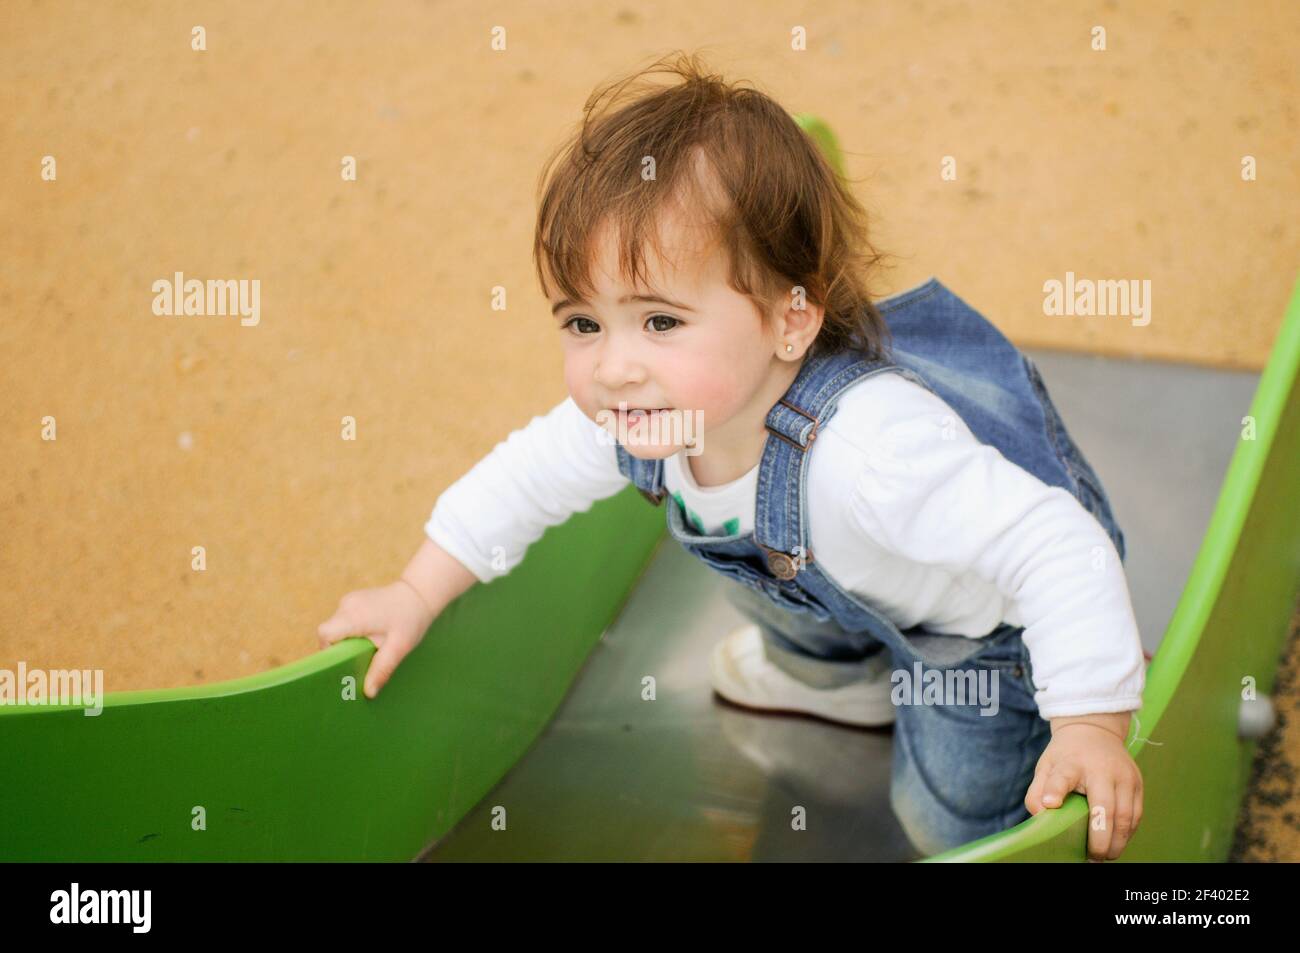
left=0, top=489, right=664, bottom=861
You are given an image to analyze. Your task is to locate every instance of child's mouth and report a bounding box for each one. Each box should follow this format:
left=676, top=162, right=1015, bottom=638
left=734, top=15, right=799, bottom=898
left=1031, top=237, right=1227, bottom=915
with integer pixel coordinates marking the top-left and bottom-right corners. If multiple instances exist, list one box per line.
left=619, top=407, right=671, bottom=421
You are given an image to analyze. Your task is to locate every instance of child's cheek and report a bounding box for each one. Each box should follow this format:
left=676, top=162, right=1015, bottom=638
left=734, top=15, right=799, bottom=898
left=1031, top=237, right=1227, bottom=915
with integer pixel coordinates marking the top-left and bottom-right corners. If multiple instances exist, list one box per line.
left=676, top=355, right=746, bottom=424
left=562, top=355, right=594, bottom=409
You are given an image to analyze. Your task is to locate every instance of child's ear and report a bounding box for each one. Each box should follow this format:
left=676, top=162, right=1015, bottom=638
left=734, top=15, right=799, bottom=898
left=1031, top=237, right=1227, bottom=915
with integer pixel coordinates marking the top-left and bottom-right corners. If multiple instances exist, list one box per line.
left=773, top=291, right=824, bottom=353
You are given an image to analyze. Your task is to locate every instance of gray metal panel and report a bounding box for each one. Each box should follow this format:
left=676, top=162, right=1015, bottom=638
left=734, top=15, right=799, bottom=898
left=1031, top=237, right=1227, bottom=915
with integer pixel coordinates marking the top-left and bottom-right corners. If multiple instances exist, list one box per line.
left=1024, top=351, right=1259, bottom=656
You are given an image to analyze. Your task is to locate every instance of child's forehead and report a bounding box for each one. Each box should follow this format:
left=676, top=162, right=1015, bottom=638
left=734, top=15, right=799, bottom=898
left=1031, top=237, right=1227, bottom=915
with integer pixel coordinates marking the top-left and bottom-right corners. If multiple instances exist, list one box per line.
left=585, top=210, right=723, bottom=297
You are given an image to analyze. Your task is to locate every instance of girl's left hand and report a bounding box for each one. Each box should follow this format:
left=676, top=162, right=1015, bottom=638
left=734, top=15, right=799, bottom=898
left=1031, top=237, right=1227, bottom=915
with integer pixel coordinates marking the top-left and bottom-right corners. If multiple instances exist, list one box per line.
left=1024, top=724, right=1144, bottom=861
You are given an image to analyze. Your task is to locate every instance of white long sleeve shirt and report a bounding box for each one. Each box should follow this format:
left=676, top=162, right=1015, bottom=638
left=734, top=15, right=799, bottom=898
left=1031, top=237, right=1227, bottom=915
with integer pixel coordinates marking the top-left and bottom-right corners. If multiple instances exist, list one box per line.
left=425, top=372, right=1146, bottom=719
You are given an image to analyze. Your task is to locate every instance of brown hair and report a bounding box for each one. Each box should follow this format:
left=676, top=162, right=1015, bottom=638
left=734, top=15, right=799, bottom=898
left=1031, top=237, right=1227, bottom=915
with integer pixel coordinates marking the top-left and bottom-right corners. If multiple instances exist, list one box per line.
left=533, top=50, right=894, bottom=361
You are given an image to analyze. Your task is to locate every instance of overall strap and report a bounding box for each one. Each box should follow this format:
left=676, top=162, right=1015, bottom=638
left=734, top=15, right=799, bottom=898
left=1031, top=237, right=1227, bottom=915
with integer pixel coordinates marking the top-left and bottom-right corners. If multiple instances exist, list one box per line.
left=614, top=444, right=667, bottom=505
left=753, top=347, right=897, bottom=578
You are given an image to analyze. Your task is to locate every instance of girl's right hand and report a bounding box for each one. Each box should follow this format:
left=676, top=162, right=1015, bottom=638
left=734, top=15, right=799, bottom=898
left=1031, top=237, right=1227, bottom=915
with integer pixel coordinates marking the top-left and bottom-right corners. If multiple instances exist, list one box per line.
left=317, top=579, right=440, bottom=699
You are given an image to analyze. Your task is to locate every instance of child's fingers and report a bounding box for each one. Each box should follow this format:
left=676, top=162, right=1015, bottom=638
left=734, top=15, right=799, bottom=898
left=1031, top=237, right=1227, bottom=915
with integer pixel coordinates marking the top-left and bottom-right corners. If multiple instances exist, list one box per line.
left=1024, top=753, right=1058, bottom=814
left=1032, top=760, right=1082, bottom=813
left=1024, top=764, right=1050, bottom=814
left=1106, top=783, right=1137, bottom=860
left=318, top=593, right=380, bottom=646
left=1086, top=777, right=1117, bottom=861
left=363, top=638, right=410, bottom=699
left=317, top=611, right=360, bottom=646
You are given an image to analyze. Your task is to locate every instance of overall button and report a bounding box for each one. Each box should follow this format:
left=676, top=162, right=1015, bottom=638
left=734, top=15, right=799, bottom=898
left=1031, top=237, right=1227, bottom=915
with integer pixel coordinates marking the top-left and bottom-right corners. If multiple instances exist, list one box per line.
left=766, top=550, right=798, bottom=580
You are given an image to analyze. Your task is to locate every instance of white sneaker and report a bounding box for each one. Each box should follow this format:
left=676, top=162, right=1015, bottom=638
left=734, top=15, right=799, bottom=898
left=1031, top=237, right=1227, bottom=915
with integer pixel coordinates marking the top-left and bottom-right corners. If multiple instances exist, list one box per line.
left=709, top=623, right=897, bottom=727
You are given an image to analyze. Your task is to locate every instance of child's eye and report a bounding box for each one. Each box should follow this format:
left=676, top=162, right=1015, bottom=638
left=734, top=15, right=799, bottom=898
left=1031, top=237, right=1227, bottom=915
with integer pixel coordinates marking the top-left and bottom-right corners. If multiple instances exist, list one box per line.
left=562, top=316, right=600, bottom=335
left=646, top=313, right=680, bottom=334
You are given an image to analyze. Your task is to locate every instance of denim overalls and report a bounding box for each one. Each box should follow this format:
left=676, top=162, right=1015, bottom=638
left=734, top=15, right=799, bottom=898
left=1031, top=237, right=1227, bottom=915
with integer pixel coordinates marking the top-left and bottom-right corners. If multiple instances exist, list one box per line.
left=614, top=277, right=1128, bottom=856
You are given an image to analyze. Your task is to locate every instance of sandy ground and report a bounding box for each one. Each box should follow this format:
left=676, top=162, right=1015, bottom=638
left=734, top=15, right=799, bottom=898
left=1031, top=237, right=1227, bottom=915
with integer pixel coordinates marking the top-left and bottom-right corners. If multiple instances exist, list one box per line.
left=1, top=0, right=1297, bottom=856
left=1232, top=603, right=1300, bottom=861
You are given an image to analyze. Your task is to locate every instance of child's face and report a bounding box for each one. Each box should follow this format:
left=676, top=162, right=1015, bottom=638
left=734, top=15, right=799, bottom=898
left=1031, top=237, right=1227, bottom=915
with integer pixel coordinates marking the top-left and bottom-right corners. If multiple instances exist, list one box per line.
left=550, top=209, right=791, bottom=463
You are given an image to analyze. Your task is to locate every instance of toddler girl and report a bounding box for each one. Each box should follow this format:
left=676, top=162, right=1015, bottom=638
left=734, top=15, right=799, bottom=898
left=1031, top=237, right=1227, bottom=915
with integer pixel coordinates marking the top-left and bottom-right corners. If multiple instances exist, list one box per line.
left=318, top=52, right=1146, bottom=860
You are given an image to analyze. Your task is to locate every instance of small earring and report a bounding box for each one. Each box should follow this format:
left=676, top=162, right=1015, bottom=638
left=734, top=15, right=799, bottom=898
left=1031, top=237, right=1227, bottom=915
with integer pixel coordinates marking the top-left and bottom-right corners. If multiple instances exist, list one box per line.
left=785, top=343, right=794, bottom=353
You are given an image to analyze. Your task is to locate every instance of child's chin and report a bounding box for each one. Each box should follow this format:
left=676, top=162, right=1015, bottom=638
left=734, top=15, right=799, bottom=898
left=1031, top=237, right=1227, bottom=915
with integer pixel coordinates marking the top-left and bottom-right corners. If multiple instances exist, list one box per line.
left=620, top=441, right=681, bottom=460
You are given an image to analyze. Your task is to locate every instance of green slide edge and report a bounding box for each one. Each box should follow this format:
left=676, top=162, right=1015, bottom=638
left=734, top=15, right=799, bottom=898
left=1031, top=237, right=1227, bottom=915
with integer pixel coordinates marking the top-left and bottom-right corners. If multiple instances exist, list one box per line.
left=0, top=487, right=666, bottom=861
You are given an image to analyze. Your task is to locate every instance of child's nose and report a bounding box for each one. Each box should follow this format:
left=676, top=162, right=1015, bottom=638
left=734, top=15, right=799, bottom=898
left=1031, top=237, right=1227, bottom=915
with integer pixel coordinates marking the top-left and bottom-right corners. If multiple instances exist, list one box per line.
left=593, top=342, right=647, bottom=389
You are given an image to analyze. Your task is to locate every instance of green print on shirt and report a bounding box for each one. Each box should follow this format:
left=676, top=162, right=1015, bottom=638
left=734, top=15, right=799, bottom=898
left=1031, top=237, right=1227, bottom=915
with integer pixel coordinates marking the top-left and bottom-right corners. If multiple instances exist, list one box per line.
left=672, top=491, right=704, bottom=532
left=672, top=491, right=740, bottom=536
